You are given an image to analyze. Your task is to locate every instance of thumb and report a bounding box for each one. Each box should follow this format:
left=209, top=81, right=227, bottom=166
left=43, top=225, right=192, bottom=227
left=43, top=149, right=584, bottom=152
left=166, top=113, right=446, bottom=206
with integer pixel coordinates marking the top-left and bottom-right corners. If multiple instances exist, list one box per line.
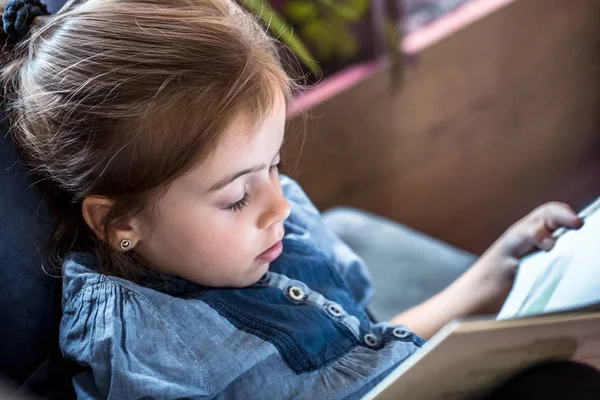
left=541, top=203, right=583, bottom=232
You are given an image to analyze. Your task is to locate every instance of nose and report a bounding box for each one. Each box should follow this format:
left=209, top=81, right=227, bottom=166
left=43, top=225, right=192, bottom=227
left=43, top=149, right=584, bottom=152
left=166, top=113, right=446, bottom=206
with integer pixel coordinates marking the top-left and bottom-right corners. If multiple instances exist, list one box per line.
left=257, top=179, right=291, bottom=230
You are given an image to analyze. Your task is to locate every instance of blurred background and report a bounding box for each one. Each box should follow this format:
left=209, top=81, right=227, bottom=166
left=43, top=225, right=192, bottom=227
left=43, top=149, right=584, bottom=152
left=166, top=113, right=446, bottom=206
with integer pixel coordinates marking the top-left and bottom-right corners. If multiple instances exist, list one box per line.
left=267, top=0, right=600, bottom=254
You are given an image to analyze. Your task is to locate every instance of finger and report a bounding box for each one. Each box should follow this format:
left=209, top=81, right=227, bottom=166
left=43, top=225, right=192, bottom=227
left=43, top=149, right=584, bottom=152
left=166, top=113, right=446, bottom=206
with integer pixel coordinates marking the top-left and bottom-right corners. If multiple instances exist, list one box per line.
left=528, top=224, right=556, bottom=251
left=539, top=202, right=584, bottom=231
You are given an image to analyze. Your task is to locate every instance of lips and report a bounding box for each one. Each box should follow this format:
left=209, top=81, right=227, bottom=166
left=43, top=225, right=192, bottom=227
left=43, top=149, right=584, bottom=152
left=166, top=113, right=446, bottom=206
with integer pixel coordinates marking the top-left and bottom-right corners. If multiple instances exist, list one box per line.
left=256, top=240, right=283, bottom=263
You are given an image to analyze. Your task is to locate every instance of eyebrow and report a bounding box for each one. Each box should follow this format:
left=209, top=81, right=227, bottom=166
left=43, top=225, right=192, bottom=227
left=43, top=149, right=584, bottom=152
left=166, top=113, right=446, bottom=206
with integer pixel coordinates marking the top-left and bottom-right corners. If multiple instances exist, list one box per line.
left=207, top=146, right=282, bottom=193
left=208, top=165, right=266, bottom=192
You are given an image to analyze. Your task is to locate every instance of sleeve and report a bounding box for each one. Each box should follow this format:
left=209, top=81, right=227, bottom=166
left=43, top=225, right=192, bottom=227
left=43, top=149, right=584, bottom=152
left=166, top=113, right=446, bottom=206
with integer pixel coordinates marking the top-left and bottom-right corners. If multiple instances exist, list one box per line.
left=280, top=175, right=373, bottom=308
left=59, top=281, right=212, bottom=399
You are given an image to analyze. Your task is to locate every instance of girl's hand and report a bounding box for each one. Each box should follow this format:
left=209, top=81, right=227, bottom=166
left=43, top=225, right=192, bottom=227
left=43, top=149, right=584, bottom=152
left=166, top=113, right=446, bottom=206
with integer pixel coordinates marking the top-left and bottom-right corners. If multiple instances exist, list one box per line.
left=391, top=202, right=583, bottom=339
left=469, top=202, right=584, bottom=313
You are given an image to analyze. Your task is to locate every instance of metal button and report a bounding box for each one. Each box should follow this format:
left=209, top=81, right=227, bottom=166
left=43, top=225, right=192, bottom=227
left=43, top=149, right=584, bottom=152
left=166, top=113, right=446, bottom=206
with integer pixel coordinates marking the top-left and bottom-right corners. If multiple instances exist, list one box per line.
left=288, top=286, right=305, bottom=301
left=363, top=333, right=379, bottom=347
left=326, top=304, right=344, bottom=317
left=392, top=327, right=410, bottom=339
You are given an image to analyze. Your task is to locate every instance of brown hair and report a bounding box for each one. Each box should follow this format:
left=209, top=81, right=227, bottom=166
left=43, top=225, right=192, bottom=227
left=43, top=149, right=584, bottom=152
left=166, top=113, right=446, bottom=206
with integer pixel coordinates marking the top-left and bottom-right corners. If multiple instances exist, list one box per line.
left=0, top=0, right=295, bottom=280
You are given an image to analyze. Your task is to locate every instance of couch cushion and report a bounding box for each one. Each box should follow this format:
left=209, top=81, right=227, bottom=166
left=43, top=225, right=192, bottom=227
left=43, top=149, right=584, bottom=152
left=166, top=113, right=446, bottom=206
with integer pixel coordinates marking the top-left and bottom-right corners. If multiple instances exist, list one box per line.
left=0, top=111, right=73, bottom=398
left=323, top=207, right=477, bottom=321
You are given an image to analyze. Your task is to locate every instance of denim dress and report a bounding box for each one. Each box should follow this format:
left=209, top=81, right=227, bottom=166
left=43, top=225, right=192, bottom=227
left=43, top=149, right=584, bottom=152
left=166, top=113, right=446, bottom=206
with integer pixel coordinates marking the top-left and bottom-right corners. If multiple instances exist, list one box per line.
left=60, top=176, right=424, bottom=399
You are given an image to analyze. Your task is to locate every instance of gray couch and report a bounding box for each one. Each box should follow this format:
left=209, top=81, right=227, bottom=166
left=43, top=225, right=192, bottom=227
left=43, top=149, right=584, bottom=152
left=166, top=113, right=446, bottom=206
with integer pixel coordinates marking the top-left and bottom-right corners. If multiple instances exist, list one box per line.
left=323, top=207, right=476, bottom=321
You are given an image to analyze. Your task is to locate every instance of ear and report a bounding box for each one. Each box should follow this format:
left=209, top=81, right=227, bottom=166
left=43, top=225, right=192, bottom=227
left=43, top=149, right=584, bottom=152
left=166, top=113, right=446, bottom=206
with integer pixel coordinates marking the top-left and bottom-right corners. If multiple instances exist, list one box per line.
left=82, top=196, right=140, bottom=252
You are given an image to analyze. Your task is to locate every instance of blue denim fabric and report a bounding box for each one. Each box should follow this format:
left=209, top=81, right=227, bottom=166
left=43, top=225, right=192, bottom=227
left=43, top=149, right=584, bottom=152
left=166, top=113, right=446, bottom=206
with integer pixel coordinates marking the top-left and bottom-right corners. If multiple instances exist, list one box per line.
left=60, top=176, right=424, bottom=399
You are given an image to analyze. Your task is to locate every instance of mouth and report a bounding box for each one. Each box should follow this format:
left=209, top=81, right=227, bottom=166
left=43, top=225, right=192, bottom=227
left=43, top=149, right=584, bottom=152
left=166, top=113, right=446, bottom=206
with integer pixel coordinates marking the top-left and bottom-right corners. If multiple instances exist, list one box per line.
left=256, top=240, right=283, bottom=263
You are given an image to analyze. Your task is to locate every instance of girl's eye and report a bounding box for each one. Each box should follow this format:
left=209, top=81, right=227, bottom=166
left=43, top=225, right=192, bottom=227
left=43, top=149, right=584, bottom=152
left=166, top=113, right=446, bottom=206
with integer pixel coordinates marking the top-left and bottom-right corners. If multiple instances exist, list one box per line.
left=269, top=162, right=280, bottom=173
left=223, top=193, right=250, bottom=212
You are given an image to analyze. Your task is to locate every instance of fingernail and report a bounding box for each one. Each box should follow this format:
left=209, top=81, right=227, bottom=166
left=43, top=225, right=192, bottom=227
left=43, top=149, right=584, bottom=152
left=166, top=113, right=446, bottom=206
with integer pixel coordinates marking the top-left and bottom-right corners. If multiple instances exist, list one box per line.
left=542, top=238, right=554, bottom=250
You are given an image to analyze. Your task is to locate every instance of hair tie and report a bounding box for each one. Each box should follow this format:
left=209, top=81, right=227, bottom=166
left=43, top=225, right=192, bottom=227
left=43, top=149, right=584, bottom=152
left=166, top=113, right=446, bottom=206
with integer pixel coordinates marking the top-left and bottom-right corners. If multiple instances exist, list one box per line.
left=2, top=0, right=50, bottom=45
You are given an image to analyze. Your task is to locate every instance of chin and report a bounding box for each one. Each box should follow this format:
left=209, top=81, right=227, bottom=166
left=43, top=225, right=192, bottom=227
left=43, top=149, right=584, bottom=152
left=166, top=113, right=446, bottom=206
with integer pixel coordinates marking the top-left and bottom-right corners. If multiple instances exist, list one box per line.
left=229, top=262, right=270, bottom=288
left=254, top=261, right=270, bottom=277
left=249, top=261, right=270, bottom=283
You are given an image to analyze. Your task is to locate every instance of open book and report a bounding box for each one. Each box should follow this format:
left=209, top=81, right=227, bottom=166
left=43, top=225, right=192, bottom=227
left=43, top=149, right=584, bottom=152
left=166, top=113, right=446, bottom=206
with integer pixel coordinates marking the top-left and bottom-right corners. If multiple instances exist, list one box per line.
left=497, top=197, right=600, bottom=319
left=364, top=197, right=600, bottom=400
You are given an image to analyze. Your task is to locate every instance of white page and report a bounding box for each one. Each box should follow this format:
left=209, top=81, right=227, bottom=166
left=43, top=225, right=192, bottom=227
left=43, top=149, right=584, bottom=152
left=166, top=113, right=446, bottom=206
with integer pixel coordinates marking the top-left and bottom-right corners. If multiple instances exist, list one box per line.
left=545, top=211, right=600, bottom=311
left=498, top=200, right=600, bottom=320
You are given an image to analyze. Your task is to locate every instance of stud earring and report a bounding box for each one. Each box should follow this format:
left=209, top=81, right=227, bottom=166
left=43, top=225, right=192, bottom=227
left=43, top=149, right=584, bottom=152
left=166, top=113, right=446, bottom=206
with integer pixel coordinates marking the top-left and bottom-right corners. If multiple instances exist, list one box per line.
left=120, top=238, right=132, bottom=251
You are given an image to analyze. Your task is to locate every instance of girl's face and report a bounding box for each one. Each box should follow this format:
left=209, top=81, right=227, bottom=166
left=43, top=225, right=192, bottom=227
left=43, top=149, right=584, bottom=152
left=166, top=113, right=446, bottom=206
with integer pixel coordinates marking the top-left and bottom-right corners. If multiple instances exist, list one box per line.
left=133, top=96, right=290, bottom=288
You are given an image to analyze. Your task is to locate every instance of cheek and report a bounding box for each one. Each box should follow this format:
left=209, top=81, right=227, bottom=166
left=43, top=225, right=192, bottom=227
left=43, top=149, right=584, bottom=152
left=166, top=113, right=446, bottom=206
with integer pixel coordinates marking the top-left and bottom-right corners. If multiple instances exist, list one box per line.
left=209, top=213, right=257, bottom=255
left=138, top=199, right=213, bottom=258
left=145, top=204, right=256, bottom=265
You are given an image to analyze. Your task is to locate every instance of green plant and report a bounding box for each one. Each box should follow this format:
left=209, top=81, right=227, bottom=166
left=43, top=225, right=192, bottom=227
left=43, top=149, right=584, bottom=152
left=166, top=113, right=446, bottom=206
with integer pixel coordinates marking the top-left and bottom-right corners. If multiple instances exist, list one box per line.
left=240, top=0, right=322, bottom=74
left=284, top=0, right=370, bottom=62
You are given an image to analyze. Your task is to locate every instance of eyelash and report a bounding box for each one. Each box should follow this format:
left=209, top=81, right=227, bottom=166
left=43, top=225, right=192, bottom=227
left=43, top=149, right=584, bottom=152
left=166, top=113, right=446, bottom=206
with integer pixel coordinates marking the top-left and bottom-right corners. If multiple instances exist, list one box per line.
left=223, top=162, right=280, bottom=212
left=224, top=193, right=251, bottom=212
left=269, top=162, right=280, bottom=172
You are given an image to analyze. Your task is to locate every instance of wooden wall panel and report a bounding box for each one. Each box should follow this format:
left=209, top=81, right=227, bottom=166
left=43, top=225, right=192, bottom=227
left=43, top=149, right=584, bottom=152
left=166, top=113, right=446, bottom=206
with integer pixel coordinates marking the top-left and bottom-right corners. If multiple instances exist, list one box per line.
left=283, top=0, right=600, bottom=254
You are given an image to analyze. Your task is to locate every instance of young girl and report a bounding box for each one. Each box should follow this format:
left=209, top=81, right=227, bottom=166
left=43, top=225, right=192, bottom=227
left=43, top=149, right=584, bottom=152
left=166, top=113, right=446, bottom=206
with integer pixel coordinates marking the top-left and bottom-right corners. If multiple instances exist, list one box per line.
left=1, top=0, right=584, bottom=398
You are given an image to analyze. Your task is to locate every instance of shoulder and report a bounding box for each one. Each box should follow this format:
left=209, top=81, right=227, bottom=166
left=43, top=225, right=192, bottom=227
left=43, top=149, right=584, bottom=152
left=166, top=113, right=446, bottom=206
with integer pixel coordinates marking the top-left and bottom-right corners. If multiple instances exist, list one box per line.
left=60, top=254, right=213, bottom=398
left=61, top=253, right=156, bottom=320
left=281, top=175, right=320, bottom=217
left=61, top=252, right=149, bottom=313
left=60, top=253, right=175, bottom=359
left=279, top=175, right=323, bottom=238
left=278, top=176, right=374, bottom=307
left=281, top=175, right=320, bottom=227
left=60, top=253, right=196, bottom=349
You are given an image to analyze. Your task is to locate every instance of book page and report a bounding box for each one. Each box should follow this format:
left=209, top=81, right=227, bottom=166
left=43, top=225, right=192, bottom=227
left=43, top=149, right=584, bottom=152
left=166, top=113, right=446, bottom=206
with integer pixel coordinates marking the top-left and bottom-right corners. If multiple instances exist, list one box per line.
left=498, top=198, right=600, bottom=319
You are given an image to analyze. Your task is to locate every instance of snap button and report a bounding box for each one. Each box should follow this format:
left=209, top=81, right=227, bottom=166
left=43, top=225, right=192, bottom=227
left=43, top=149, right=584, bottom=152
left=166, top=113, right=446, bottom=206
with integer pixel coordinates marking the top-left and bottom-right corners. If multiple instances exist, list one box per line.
left=288, top=286, right=305, bottom=301
left=363, top=333, right=379, bottom=347
left=392, top=327, right=410, bottom=339
left=326, top=304, right=344, bottom=317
